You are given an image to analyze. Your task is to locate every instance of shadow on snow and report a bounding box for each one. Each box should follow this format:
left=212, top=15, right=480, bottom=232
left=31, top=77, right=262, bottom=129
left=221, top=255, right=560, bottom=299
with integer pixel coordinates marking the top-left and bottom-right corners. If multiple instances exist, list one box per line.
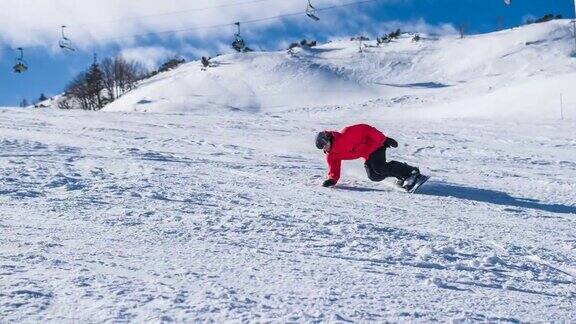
left=336, top=185, right=389, bottom=193
left=375, top=82, right=451, bottom=89
left=419, top=182, right=576, bottom=215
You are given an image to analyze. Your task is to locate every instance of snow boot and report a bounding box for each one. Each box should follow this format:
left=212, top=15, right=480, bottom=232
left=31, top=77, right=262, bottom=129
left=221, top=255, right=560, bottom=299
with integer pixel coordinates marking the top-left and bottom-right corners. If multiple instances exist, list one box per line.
left=401, top=169, right=421, bottom=191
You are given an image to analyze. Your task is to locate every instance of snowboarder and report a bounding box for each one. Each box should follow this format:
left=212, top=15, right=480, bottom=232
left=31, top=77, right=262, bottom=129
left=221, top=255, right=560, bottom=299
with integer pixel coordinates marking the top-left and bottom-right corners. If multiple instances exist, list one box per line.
left=315, top=124, right=426, bottom=192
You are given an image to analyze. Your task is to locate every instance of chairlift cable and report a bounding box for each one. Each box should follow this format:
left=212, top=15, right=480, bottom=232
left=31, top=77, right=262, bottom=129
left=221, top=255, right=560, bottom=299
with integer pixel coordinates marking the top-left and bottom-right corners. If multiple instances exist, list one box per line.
left=1, top=0, right=277, bottom=53
left=97, top=0, right=384, bottom=42
left=0, top=0, right=383, bottom=52
left=0, top=45, right=45, bottom=53
left=16, top=0, right=278, bottom=34
left=76, top=0, right=276, bottom=29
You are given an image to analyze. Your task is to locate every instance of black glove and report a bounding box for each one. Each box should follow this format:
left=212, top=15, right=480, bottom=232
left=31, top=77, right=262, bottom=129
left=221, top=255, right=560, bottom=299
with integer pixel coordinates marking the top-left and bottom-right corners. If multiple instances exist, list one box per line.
left=322, top=179, right=336, bottom=187
left=384, top=137, right=398, bottom=148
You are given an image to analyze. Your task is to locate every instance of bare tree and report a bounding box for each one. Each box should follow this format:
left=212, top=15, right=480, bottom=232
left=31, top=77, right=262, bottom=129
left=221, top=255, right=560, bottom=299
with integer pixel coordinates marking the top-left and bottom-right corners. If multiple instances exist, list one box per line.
left=101, top=56, right=147, bottom=100
left=59, top=55, right=147, bottom=110
left=60, top=72, right=90, bottom=110
left=60, top=62, right=107, bottom=111
left=101, top=57, right=117, bottom=100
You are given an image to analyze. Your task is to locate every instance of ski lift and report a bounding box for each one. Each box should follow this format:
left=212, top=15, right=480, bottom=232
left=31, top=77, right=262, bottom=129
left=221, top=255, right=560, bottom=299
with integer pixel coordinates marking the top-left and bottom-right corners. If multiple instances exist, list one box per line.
left=306, top=0, right=320, bottom=21
left=58, top=25, right=75, bottom=51
left=231, top=22, right=248, bottom=52
left=13, top=48, right=28, bottom=73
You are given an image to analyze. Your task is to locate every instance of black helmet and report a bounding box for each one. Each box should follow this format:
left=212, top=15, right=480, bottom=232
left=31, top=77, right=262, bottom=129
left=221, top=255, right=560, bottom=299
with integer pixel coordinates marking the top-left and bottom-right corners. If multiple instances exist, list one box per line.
left=315, top=131, right=331, bottom=149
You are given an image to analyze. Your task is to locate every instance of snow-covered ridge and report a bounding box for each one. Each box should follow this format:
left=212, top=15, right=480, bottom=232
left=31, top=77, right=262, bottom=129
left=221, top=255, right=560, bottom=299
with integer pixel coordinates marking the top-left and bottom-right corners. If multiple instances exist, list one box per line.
left=104, top=20, right=576, bottom=117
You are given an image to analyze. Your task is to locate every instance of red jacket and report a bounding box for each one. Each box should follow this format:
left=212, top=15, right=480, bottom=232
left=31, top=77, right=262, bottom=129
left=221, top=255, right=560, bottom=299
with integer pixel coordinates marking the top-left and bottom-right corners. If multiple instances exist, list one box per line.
left=324, top=124, right=387, bottom=184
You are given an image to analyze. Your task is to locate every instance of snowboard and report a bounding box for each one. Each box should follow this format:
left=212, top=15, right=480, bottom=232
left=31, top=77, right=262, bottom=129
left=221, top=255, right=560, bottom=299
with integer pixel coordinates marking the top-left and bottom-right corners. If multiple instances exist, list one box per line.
left=407, top=174, right=430, bottom=193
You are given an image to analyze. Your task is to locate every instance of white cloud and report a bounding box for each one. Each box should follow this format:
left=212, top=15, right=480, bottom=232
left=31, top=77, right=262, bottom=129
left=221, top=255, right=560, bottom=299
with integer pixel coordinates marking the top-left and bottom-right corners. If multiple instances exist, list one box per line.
left=521, top=14, right=537, bottom=24
left=119, top=46, right=176, bottom=71
left=373, top=18, right=459, bottom=36
left=0, top=0, right=352, bottom=48
left=0, top=0, right=456, bottom=56
left=180, top=44, right=230, bottom=59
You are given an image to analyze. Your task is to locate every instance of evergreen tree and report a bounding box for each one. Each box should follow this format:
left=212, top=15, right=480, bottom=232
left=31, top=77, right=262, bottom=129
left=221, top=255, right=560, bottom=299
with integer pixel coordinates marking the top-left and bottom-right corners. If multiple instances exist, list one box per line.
left=38, top=93, right=48, bottom=102
left=158, top=57, right=186, bottom=73
left=85, top=60, right=106, bottom=110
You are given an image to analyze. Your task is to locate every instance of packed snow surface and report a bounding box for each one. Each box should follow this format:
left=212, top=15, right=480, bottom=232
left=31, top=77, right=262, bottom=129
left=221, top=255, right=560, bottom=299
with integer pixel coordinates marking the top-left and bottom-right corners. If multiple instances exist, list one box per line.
left=2, top=20, right=576, bottom=322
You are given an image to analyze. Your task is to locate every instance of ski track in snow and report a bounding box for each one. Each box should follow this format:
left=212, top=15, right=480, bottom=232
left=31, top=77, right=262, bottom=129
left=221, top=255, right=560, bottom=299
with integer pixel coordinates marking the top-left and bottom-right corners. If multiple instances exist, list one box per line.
left=1, top=108, right=575, bottom=322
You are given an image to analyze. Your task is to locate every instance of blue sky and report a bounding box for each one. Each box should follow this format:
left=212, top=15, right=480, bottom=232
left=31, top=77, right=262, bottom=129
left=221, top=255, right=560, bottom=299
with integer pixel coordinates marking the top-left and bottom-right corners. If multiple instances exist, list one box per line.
left=1, top=0, right=574, bottom=106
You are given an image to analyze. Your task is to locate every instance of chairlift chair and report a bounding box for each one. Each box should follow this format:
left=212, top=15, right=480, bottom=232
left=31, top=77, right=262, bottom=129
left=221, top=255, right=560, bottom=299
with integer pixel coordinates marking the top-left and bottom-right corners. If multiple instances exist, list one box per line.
left=13, top=48, right=28, bottom=73
left=59, top=25, right=75, bottom=51
left=306, top=0, right=320, bottom=21
left=231, top=22, right=247, bottom=52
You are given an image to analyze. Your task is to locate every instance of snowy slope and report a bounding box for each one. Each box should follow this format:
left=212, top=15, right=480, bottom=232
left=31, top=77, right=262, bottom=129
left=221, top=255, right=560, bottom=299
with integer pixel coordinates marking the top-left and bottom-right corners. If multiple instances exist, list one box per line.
left=1, top=108, right=575, bottom=322
left=104, top=20, right=576, bottom=117
left=104, top=51, right=376, bottom=113
left=2, top=21, right=576, bottom=322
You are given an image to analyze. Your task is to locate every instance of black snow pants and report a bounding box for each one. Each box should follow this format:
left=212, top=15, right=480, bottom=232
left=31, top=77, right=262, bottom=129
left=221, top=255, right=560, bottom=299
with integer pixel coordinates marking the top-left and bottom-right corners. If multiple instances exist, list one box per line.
left=364, top=146, right=416, bottom=182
